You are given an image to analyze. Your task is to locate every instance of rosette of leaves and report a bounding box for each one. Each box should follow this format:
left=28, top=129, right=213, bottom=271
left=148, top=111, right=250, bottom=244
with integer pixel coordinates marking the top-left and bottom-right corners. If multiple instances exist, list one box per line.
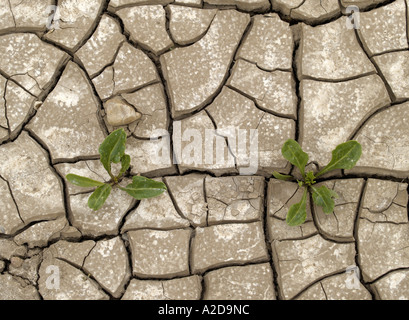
left=65, top=128, right=167, bottom=210
left=273, top=139, right=362, bottom=226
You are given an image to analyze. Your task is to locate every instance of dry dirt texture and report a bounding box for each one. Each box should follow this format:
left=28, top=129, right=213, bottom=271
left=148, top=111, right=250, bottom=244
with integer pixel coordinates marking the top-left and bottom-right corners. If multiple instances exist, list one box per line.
left=1, top=0, right=409, bottom=300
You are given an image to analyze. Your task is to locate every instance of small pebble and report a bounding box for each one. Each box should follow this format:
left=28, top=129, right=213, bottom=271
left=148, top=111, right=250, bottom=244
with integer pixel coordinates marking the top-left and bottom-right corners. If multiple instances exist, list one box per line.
left=104, top=96, right=142, bottom=126
left=10, top=256, right=24, bottom=268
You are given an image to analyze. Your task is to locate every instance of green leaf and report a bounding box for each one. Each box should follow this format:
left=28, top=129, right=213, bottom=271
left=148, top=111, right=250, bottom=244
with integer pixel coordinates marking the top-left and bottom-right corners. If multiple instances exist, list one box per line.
left=281, top=139, right=309, bottom=177
left=286, top=188, right=308, bottom=226
left=119, top=176, right=167, bottom=200
left=87, top=184, right=112, bottom=211
left=272, top=171, right=293, bottom=181
left=99, top=128, right=127, bottom=176
left=118, top=154, right=131, bottom=178
left=311, top=185, right=338, bottom=214
left=65, top=174, right=105, bottom=188
left=316, top=141, right=362, bottom=177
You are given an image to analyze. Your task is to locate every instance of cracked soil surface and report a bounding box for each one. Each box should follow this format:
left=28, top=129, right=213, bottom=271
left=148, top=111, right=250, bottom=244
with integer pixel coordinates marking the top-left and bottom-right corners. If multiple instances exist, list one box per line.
left=1, top=0, right=409, bottom=300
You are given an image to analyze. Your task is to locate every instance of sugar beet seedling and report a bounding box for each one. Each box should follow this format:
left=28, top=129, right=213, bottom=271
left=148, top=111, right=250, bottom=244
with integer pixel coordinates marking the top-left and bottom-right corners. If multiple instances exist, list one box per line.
left=65, top=128, right=167, bottom=211
left=273, top=139, right=362, bottom=226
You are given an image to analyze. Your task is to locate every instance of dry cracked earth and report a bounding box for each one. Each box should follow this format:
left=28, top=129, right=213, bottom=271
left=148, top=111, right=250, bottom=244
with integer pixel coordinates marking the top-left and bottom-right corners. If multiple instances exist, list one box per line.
left=1, top=0, right=409, bottom=301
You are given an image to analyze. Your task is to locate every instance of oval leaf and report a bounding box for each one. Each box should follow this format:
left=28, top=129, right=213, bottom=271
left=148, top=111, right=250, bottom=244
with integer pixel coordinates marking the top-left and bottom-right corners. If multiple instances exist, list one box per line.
left=272, top=171, right=293, bottom=181
left=311, top=185, right=338, bottom=214
left=286, top=188, right=308, bottom=226
left=316, top=141, right=362, bottom=177
left=88, top=184, right=112, bottom=211
left=66, top=174, right=104, bottom=188
left=119, top=176, right=167, bottom=200
left=99, top=128, right=127, bottom=175
left=281, top=139, right=309, bottom=177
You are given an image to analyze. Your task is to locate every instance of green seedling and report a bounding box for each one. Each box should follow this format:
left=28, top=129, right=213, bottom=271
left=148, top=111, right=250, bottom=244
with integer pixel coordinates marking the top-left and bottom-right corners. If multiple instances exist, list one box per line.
left=65, top=128, right=167, bottom=211
left=273, top=139, right=362, bottom=226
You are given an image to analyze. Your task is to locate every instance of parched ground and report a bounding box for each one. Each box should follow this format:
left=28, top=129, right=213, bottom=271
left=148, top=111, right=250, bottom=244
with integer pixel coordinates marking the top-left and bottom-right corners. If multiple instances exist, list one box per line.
left=1, top=0, right=409, bottom=300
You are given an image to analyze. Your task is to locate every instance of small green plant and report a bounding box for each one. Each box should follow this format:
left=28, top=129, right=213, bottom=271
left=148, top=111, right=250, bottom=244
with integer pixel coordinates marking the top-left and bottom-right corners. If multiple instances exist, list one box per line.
left=273, top=139, right=362, bottom=226
left=65, top=128, right=167, bottom=210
